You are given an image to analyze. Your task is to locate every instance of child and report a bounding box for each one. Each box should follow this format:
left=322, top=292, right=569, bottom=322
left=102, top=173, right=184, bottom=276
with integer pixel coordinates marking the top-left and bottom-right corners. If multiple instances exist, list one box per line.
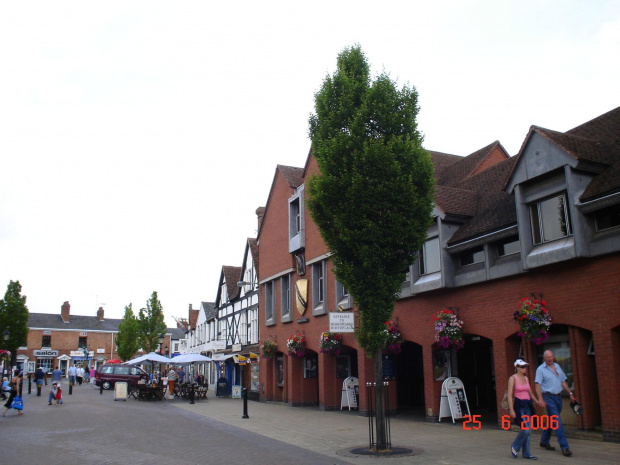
left=48, top=382, right=63, bottom=405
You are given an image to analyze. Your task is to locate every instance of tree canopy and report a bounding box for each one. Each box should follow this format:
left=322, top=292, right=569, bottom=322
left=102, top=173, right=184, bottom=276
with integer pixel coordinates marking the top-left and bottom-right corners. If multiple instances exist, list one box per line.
left=137, top=291, right=167, bottom=354
left=116, top=303, right=141, bottom=361
left=308, top=45, right=435, bottom=356
left=0, top=280, right=30, bottom=366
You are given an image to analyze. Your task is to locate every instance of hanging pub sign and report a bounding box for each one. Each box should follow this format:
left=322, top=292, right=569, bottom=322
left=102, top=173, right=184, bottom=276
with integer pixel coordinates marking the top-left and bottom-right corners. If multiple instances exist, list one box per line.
left=329, top=312, right=355, bottom=333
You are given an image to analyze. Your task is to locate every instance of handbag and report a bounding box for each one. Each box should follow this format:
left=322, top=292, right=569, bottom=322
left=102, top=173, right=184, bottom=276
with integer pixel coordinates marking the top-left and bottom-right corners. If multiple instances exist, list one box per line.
left=10, top=395, right=24, bottom=410
left=501, top=390, right=510, bottom=410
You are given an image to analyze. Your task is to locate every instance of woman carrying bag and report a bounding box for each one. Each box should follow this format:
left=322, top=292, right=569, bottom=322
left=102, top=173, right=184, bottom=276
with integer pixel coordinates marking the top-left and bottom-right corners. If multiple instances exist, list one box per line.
left=2, top=369, right=24, bottom=416
left=508, top=359, right=541, bottom=460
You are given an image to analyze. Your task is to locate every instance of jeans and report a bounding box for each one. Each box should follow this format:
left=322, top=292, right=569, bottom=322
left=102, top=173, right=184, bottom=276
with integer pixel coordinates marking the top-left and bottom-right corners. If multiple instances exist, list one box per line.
left=512, top=406, right=533, bottom=458
left=48, top=392, right=63, bottom=404
left=541, top=393, right=569, bottom=450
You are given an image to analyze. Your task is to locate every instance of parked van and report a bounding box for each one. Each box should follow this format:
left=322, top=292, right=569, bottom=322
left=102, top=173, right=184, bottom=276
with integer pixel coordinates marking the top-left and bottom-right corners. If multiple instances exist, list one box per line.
left=95, top=364, right=149, bottom=390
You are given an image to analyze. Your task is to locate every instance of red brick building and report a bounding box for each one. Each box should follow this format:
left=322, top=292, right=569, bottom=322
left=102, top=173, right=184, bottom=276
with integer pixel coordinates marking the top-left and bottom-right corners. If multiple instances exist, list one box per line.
left=257, top=106, right=620, bottom=442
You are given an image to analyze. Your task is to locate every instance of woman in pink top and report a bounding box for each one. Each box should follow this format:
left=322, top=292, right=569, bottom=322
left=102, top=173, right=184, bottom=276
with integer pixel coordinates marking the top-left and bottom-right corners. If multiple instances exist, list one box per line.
left=508, top=359, right=542, bottom=460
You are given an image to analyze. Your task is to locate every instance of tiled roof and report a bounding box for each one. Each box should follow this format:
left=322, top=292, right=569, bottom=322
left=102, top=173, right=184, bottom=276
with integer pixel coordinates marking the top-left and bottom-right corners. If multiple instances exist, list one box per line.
left=434, top=141, right=505, bottom=187
left=201, top=302, right=217, bottom=321
left=278, top=165, right=304, bottom=188
left=28, top=313, right=123, bottom=331
left=223, top=265, right=242, bottom=299
left=447, top=156, right=518, bottom=244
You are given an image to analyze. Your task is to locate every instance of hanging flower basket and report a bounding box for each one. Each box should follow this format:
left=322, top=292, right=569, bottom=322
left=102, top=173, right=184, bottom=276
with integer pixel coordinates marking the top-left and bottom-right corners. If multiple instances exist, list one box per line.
left=383, top=320, right=403, bottom=354
left=319, top=331, right=343, bottom=355
left=514, top=297, right=552, bottom=345
left=287, top=332, right=306, bottom=358
left=433, top=309, right=465, bottom=350
left=260, top=340, right=278, bottom=359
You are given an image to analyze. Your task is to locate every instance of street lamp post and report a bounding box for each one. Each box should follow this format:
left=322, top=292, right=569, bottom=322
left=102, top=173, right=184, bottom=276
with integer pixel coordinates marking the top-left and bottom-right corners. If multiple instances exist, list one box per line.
left=158, top=333, right=165, bottom=385
left=2, top=330, right=10, bottom=378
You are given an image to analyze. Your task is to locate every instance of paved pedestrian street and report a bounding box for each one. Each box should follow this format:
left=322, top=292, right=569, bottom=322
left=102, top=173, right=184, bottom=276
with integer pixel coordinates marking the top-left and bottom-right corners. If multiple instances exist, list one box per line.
left=2, top=381, right=619, bottom=465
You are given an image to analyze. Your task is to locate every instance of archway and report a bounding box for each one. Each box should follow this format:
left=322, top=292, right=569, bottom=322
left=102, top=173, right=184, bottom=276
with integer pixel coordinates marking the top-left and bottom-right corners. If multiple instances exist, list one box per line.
left=456, top=335, right=496, bottom=413
left=393, top=340, right=425, bottom=412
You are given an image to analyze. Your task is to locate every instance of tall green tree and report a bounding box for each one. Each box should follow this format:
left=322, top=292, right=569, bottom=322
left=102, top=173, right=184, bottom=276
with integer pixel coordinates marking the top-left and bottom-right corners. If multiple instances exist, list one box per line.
left=0, top=280, right=30, bottom=367
left=137, top=291, right=167, bottom=354
left=116, top=303, right=141, bottom=361
left=308, top=45, right=434, bottom=450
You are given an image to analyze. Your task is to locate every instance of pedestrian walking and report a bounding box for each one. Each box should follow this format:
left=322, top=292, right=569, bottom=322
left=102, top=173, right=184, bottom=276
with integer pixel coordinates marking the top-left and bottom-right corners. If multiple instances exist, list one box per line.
left=167, top=368, right=178, bottom=397
left=2, top=370, right=24, bottom=416
left=89, top=367, right=96, bottom=384
left=34, top=367, right=45, bottom=391
left=68, top=364, right=77, bottom=386
left=52, top=366, right=62, bottom=384
left=508, top=359, right=541, bottom=460
left=535, top=350, right=578, bottom=457
left=76, top=365, right=84, bottom=385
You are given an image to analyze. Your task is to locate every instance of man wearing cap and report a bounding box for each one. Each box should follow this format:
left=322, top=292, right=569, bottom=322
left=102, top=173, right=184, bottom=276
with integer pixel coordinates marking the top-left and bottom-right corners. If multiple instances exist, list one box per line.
left=535, top=350, right=577, bottom=457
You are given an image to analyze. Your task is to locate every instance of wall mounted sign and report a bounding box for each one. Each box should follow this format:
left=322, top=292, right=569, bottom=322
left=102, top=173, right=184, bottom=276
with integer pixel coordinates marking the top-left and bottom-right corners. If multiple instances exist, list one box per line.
left=34, top=350, right=58, bottom=357
left=329, top=312, right=355, bottom=333
left=295, top=279, right=308, bottom=315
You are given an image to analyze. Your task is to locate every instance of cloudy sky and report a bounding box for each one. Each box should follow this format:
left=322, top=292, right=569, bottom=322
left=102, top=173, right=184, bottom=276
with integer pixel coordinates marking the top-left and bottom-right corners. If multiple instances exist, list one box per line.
left=1, top=1, right=619, bottom=328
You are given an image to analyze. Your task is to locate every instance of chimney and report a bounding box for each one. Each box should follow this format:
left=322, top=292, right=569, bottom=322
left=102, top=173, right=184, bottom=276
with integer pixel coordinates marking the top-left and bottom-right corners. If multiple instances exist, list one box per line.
left=61, top=301, right=70, bottom=323
left=97, top=306, right=104, bottom=321
left=256, top=206, right=266, bottom=232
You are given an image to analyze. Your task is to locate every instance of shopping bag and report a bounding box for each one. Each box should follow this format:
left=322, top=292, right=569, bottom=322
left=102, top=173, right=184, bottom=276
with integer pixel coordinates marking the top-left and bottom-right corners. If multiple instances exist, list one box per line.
left=10, top=395, right=24, bottom=410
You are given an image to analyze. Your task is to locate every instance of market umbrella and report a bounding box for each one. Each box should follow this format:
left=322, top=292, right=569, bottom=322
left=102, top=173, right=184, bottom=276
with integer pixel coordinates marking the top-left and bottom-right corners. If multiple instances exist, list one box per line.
left=125, top=352, right=170, bottom=365
left=168, top=353, right=212, bottom=365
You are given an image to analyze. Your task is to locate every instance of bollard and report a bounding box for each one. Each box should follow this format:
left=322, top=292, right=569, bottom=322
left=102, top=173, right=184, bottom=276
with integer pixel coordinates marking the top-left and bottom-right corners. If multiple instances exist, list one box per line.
left=189, top=383, right=195, bottom=405
left=69, top=382, right=73, bottom=395
left=100, top=382, right=103, bottom=395
left=37, top=384, right=42, bottom=396
left=242, top=387, right=249, bottom=419
left=28, top=374, right=32, bottom=394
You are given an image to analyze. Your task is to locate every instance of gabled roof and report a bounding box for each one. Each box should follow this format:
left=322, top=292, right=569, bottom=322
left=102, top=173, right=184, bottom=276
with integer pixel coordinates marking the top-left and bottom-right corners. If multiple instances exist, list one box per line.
left=201, top=302, right=217, bottom=321
left=434, top=141, right=509, bottom=187
left=257, top=165, right=304, bottom=239
left=221, top=265, right=242, bottom=302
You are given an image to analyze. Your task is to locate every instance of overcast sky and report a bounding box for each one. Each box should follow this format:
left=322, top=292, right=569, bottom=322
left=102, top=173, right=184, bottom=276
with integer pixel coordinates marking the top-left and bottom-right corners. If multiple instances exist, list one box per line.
left=1, top=1, right=619, bottom=328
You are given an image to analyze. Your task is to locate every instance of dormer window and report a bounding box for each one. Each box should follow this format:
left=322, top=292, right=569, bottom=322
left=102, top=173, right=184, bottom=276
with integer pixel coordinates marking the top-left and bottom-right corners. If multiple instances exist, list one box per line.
left=530, top=193, right=572, bottom=244
left=419, top=237, right=440, bottom=275
left=459, top=246, right=484, bottom=267
left=594, top=204, right=620, bottom=231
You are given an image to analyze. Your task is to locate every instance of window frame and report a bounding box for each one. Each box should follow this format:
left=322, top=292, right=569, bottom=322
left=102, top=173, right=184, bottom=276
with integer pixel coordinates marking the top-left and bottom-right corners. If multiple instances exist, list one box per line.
left=419, top=236, right=441, bottom=275
left=281, top=274, right=292, bottom=322
left=264, top=280, right=276, bottom=325
left=312, top=261, right=327, bottom=316
left=530, top=192, right=573, bottom=245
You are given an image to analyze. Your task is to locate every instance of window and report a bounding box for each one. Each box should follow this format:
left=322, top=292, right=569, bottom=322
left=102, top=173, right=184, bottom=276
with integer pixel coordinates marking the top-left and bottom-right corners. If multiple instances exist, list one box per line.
left=290, top=198, right=301, bottom=235
left=265, top=281, right=275, bottom=325
left=281, top=274, right=291, bottom=320
left=42, top=335, right=51, bottom=348
left=530, top=193, right=572, bottom=244
left=78, top=337, right=87, bottom=349
left=419, top=237, right=440, bottom=274
left=496, top=235, right=520, bottom=257
left=312, top=261, right=327, bottom=315
left=594, top=204, right=620, bottom=231
left=249, top=308, right=258, bottom=344
left=288, top=186, right=305, bottom=252
left=335, top=279, right=351, bottom=310
left=459, top=246, right=485, bottom=267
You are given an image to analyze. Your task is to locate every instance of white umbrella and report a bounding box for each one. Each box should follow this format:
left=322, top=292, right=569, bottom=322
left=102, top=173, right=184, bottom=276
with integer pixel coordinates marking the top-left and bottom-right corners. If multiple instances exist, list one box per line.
left=169, top=353, right=212, bottom=365
left=125, top=352, right=170, bottom=365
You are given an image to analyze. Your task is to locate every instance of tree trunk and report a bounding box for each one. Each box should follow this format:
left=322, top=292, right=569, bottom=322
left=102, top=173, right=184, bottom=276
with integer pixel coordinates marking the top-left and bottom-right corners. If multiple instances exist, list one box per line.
left=374, top=349, right=389, bottom=450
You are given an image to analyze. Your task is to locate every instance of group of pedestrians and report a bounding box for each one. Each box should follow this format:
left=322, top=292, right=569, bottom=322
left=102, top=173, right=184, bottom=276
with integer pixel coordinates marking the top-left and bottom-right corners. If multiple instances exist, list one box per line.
left=508, top=350, right=577, bottom=460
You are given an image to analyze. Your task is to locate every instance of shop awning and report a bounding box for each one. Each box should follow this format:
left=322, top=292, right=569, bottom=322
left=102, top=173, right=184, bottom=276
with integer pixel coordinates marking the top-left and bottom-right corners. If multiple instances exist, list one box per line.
left=233, top=354, right=247, bottom=365
left=211, top=354, right=235, bottom=362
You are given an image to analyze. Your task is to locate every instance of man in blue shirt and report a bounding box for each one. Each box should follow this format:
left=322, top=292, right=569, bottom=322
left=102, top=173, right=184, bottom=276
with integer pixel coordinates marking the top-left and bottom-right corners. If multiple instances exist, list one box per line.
left=68, top=364, right=77, bottom=386
left=535, top=350, right=578, bottom=457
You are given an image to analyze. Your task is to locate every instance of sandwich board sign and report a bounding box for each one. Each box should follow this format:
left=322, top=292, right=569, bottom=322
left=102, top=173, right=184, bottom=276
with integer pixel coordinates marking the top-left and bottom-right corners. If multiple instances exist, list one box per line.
left=340, top=376, right=359, bottom=410
left=438, top=377, right=471, bottom=423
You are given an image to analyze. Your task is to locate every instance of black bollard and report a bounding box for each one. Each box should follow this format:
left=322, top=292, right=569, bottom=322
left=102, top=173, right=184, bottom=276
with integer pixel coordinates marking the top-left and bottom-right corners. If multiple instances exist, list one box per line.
left=37, top=384, right=42, bottom=396
left=100, top=382, right=103, bottom=395
left=242, top=387, right=249, bottom=419
left=28, top=374, right=32, bottom=394
left=189, top=383, right=195, bottom=405
left=69, top=382, right=73, bottom=395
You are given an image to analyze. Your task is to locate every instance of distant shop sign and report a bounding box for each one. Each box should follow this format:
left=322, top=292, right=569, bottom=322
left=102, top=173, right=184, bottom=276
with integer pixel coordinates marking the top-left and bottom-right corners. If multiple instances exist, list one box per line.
left=329, top=312, right=355, bottom=333
left=34, top=350, right=58, bottom=357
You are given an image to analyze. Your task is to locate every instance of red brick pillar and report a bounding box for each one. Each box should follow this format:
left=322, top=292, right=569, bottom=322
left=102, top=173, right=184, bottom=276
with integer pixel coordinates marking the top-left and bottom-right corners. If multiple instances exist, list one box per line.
left=571, top=327, right=601, bottom=431
left=319, top=353, right=340, bottom=409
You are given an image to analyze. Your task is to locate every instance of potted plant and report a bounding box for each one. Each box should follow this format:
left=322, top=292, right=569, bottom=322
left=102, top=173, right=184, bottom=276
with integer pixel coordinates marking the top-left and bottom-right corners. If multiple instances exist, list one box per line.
left=319, top=331, right=343, bottom=355
left=514, top=297, right=552, bottom=345
left=383, top=320, right=403, bottom=354
left=260, top=340, right=278, bottom=359
left=433, top=309, right=465, bottom=350
left=287, top=332, right=306, bottom=358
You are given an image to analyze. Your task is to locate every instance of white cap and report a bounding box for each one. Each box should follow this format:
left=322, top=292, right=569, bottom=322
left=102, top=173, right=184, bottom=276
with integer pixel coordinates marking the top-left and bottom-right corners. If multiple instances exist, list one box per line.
left=514, top=359, right=529, bottom=367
